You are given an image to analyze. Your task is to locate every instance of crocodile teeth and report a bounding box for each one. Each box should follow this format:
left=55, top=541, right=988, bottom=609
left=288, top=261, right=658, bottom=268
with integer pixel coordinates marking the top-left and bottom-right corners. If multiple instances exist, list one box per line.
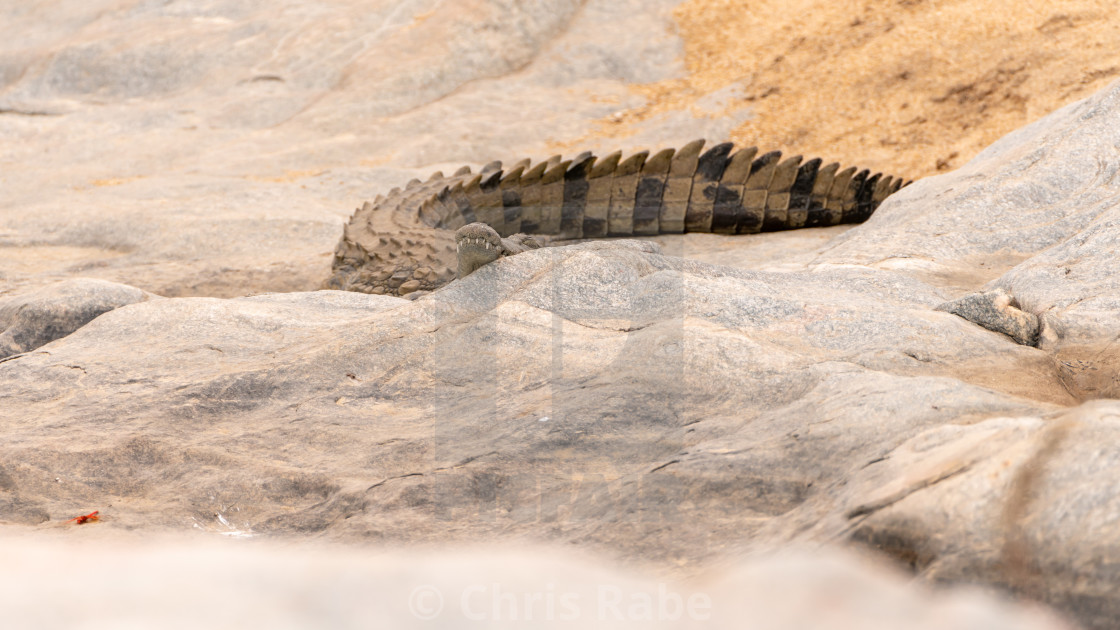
left=457, top=237, right=498, bottom=249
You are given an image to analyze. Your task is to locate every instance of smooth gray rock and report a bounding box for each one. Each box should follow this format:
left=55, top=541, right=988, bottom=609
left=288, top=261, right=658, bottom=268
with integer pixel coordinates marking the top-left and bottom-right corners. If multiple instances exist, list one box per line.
left=812, top=79, right=1120, bottom=404
left=0, top=278, right=151, bottom=358
left=0, top=241, right=1086, bottom=605
left=814, top=83, right=1120, bottom=292
left=760, top=402, right=1120, bottom=629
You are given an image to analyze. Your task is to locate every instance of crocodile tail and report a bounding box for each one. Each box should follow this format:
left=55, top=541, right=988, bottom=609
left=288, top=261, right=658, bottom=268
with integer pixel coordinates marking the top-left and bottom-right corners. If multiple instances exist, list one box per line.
left=329, top=141, right=910, bottom=296
left=325, top=170, right=466, bottom=296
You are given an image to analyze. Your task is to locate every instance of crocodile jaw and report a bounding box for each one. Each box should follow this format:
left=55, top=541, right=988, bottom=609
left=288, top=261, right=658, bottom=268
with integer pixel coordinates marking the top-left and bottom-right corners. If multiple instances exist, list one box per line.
left=455, top=222, right=504, bottom=278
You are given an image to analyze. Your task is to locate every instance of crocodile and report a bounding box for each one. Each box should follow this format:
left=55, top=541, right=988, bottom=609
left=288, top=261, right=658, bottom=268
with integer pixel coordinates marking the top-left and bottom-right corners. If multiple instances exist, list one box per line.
left=326, top=139, right=910, bottom=297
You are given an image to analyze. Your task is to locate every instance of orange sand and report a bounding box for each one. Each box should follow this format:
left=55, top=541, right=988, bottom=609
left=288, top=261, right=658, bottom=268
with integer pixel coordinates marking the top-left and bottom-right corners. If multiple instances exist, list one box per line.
left=600, top=0, right=1119, bottom=178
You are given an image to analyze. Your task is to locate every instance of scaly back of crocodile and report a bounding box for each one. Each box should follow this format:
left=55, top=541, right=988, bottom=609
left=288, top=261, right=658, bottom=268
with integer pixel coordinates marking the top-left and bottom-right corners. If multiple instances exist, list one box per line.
left=326, top=139, right=910, bottom=297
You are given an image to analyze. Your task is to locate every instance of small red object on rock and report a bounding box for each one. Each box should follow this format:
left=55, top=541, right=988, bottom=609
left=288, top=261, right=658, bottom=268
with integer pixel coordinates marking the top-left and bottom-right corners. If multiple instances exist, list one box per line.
left=67, top=510, right=99, bottom=525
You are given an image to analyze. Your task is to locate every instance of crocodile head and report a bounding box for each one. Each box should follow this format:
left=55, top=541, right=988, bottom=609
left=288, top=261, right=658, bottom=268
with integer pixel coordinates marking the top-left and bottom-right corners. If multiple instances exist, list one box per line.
left=456, top=222, right=504, bottom=278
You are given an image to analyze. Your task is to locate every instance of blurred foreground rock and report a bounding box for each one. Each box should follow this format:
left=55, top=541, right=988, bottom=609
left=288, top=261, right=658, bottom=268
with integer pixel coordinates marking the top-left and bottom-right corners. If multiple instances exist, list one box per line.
left=0, top=539, right=1075, bottom=630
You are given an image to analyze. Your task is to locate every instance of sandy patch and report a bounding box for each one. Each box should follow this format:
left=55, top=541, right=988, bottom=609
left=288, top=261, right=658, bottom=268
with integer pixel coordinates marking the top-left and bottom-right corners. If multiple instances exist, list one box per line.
left=582, top=0, right=1119, bottom=179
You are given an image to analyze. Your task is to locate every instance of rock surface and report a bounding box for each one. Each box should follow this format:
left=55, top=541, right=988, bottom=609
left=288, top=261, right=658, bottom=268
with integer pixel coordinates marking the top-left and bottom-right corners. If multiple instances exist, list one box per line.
left=6, top=81, right=1120, bottom=617
left=0, top=278, right=152, bottom=358
left=0, top=0, right=689, bottom=298
left=4, top=2, right=1120, bottom=629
